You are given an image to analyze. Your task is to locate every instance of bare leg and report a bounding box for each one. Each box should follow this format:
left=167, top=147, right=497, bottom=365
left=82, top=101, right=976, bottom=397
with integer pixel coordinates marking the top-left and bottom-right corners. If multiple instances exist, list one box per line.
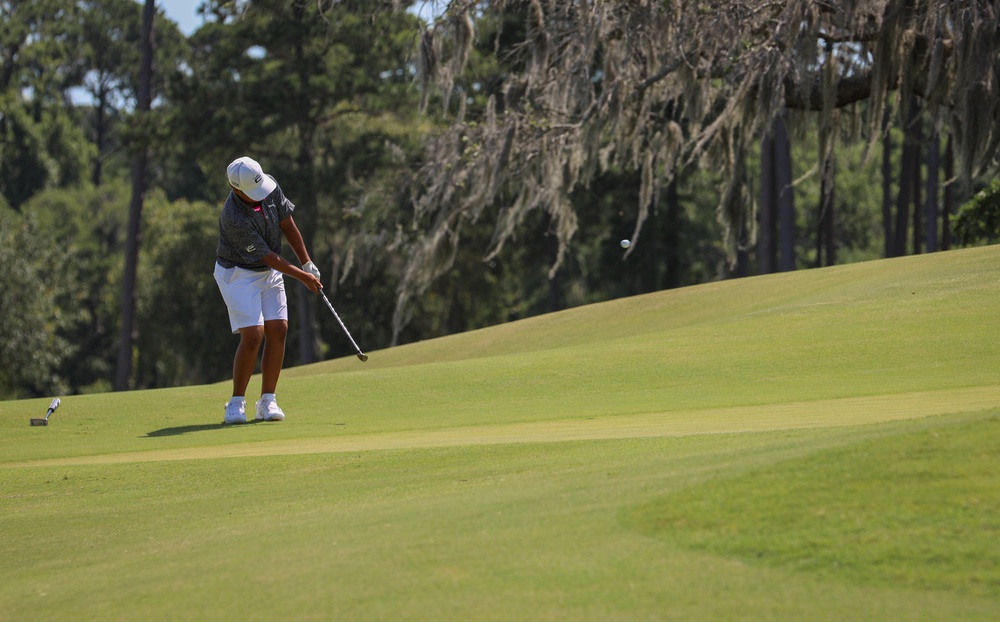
left=260, top=319, right=288, bottom=395
left=233, top=326, right=265, bottom=397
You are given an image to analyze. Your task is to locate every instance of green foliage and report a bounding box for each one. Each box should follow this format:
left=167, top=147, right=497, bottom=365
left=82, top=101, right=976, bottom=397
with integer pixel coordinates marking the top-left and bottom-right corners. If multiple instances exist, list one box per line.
left=22, top=184, right=238, bottom=392
left=789, top=117, right=888, bottom=267
left=134, top=193, right=232, bottom=388
left=77, top=0, right=186, bottom=185
left=0, top=97, right=56, bottom=208
left=0, top=0, right=86, bottom=97
left=22, top=182, right=239, bottom=393
left=952, top=180, right=1000, bottom=246
left=24, top=181, right=130, bottom=393
left=0, top=208, right=71, bottom=398
left=0, top=0, right=92, bottom=209
left=0, top=96, right=93, bottom=210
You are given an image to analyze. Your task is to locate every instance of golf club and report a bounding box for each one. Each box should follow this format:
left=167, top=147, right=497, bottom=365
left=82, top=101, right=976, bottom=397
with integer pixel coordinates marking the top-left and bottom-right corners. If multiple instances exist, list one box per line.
left=30, top=398, right=61, bottom=426
left=319, top=290, right=369, bottom=362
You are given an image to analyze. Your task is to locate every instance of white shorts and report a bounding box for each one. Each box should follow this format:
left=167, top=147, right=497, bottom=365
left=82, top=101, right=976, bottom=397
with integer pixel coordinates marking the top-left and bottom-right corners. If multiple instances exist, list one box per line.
left=214, top=263, right=288, bottom=334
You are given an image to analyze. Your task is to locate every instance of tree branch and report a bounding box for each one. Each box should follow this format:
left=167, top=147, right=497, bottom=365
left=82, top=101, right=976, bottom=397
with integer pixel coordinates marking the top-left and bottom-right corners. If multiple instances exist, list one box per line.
left=783, top=72, right=874, bottom=110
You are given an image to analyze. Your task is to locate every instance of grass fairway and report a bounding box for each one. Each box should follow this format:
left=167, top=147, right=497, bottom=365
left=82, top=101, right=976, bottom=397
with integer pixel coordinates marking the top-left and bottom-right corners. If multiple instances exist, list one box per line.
left=2, top=246, right=999, bottom=621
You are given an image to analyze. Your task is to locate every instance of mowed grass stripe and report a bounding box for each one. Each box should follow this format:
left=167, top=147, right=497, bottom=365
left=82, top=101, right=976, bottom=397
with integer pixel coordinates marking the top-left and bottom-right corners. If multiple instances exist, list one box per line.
left=629, top=412, right=1000, bottom=598
left=10, top=385, right=997, bottom=467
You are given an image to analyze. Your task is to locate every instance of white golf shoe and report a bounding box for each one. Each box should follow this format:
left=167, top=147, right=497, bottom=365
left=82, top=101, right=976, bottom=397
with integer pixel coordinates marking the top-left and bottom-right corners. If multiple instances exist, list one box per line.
left=223, top=398, right=247, bottom=424
left=255, top=394, right=285, bottom=422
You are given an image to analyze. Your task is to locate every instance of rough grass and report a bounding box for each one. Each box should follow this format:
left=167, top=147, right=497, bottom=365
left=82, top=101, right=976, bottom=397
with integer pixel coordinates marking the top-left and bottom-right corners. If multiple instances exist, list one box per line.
left=1, top=246, right=999, bottom=621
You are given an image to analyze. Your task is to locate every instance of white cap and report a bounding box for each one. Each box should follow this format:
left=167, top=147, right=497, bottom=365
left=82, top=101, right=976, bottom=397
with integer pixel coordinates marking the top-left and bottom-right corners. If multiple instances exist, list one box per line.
left=226, top=156, right=276, bottom=201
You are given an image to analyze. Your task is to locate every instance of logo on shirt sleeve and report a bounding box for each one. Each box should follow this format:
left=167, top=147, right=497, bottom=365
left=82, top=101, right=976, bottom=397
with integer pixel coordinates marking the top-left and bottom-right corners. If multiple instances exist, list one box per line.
left=246, top=245, right=256, bottom=252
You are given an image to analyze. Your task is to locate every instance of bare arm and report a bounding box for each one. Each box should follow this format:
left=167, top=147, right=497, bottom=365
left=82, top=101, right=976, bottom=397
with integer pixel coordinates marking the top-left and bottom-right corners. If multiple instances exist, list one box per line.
left=279, top=216, right=311, bottom=266
left=261, top=251, right=321, bottom=294
left=266, top=215, right=321, bottom=293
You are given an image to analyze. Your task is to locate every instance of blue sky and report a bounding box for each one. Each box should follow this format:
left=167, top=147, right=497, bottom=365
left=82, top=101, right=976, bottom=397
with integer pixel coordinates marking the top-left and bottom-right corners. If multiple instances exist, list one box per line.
left=160, top=0, right=203, bottom=36
left=159, top=0, right=440, bottom=36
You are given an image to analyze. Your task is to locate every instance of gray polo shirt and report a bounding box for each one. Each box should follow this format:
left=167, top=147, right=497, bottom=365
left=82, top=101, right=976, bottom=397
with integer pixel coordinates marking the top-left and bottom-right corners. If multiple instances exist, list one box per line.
left=216, top=177, right=295, bottom=271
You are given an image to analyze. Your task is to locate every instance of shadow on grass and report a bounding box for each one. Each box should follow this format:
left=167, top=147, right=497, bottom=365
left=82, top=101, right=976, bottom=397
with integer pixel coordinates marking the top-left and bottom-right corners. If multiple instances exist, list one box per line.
left=145, top=419, right=263, bottom=437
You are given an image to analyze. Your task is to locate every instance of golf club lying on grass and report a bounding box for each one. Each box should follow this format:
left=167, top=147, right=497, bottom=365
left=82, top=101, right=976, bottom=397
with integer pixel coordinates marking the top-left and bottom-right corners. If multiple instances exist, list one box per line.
left=319, top=290, right=369, bottom=362
left=30, top=398, right=61, bottom=426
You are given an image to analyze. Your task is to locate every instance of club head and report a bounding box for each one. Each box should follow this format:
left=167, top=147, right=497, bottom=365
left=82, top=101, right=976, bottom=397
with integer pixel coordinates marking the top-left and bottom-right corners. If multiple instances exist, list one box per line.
left=30, top=418, right=48, bottom=427
left=357, top=353, right=369, bottom=362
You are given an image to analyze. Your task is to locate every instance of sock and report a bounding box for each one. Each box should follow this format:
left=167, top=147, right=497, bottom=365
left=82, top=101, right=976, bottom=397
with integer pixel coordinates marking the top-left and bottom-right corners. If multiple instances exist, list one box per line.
left=261, top=393, right=276, bottom=403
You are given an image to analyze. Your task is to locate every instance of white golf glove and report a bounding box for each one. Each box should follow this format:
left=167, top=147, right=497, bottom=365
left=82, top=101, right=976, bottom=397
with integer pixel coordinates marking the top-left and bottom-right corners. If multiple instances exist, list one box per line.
left=303, top=261, right=321, bottom=280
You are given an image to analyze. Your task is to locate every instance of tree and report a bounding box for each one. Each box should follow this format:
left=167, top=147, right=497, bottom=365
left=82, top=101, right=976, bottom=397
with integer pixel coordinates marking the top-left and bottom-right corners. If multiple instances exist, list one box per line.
left=816, top=155, right=836, bottom=267
left=757, top=116, right=796, bottom=274
left=924, top=130, right=940, bottom=252
left=0, top=208, right=71, bottom=398
left=952, top=180, right=1000, bottom=246
left=114, top=0, right=155, bottom=391
left=881, top=106, right=894, bottom=256
left=135, top=193, right=232, bottom=388
left=941, top=135, right=955, bottom=250
left=26, top=181, right=130, bottom=394
left=400, top=0, right=1000, bottom=336
left=78, top=0, right=142, bottom=185
left=0, top=0, right=92, bottom=209
left=774, top=115, right=796, bottom=272
left=77, top=0, right=185, bottom=187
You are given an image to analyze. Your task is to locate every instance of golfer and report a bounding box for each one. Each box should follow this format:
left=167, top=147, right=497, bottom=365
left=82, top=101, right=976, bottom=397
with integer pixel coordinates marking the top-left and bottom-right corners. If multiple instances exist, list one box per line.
left=214, top=156, right=323, bottom=424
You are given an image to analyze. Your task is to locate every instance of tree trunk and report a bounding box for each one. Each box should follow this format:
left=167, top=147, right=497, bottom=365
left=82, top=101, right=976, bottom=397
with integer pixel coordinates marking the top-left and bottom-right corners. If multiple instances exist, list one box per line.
left=941, top=135, right=954, bottom=251
left=641, top=196, right=660, bottom=293
left=825, top=188, right=836, bottom=266
left=924, top=131, right=939, bottom=252
left=892, top=144, right=910, bottom=257
left=758, top=128, right=776, bottom=274
left=733, top=248, right=750, bottom=279
left=664, top=175, right=680, bottom=289
left=816, top=158, right=836, bottom=267
left=881, top=106, right=893, bottom=257
left=910, top=108, right=923, bottom=255
left=893, top=96, right=921, bottom=257
left=774, top=115, right=795, bottom=272
left=114, top=0, right=154, bottom=391
left=547, top=221, right=564, bottom=311
left=93, top=86, right=106, bottom=186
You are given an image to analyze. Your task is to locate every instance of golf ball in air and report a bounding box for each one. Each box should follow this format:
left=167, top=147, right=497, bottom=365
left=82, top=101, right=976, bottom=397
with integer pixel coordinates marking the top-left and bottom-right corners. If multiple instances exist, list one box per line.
left=620, top=239, right=631, bottom=249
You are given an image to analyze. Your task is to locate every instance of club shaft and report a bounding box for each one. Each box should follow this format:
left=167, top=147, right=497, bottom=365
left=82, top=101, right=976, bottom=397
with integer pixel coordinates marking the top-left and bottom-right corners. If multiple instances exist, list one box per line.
left=319, top=291, right=367, bottom=358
